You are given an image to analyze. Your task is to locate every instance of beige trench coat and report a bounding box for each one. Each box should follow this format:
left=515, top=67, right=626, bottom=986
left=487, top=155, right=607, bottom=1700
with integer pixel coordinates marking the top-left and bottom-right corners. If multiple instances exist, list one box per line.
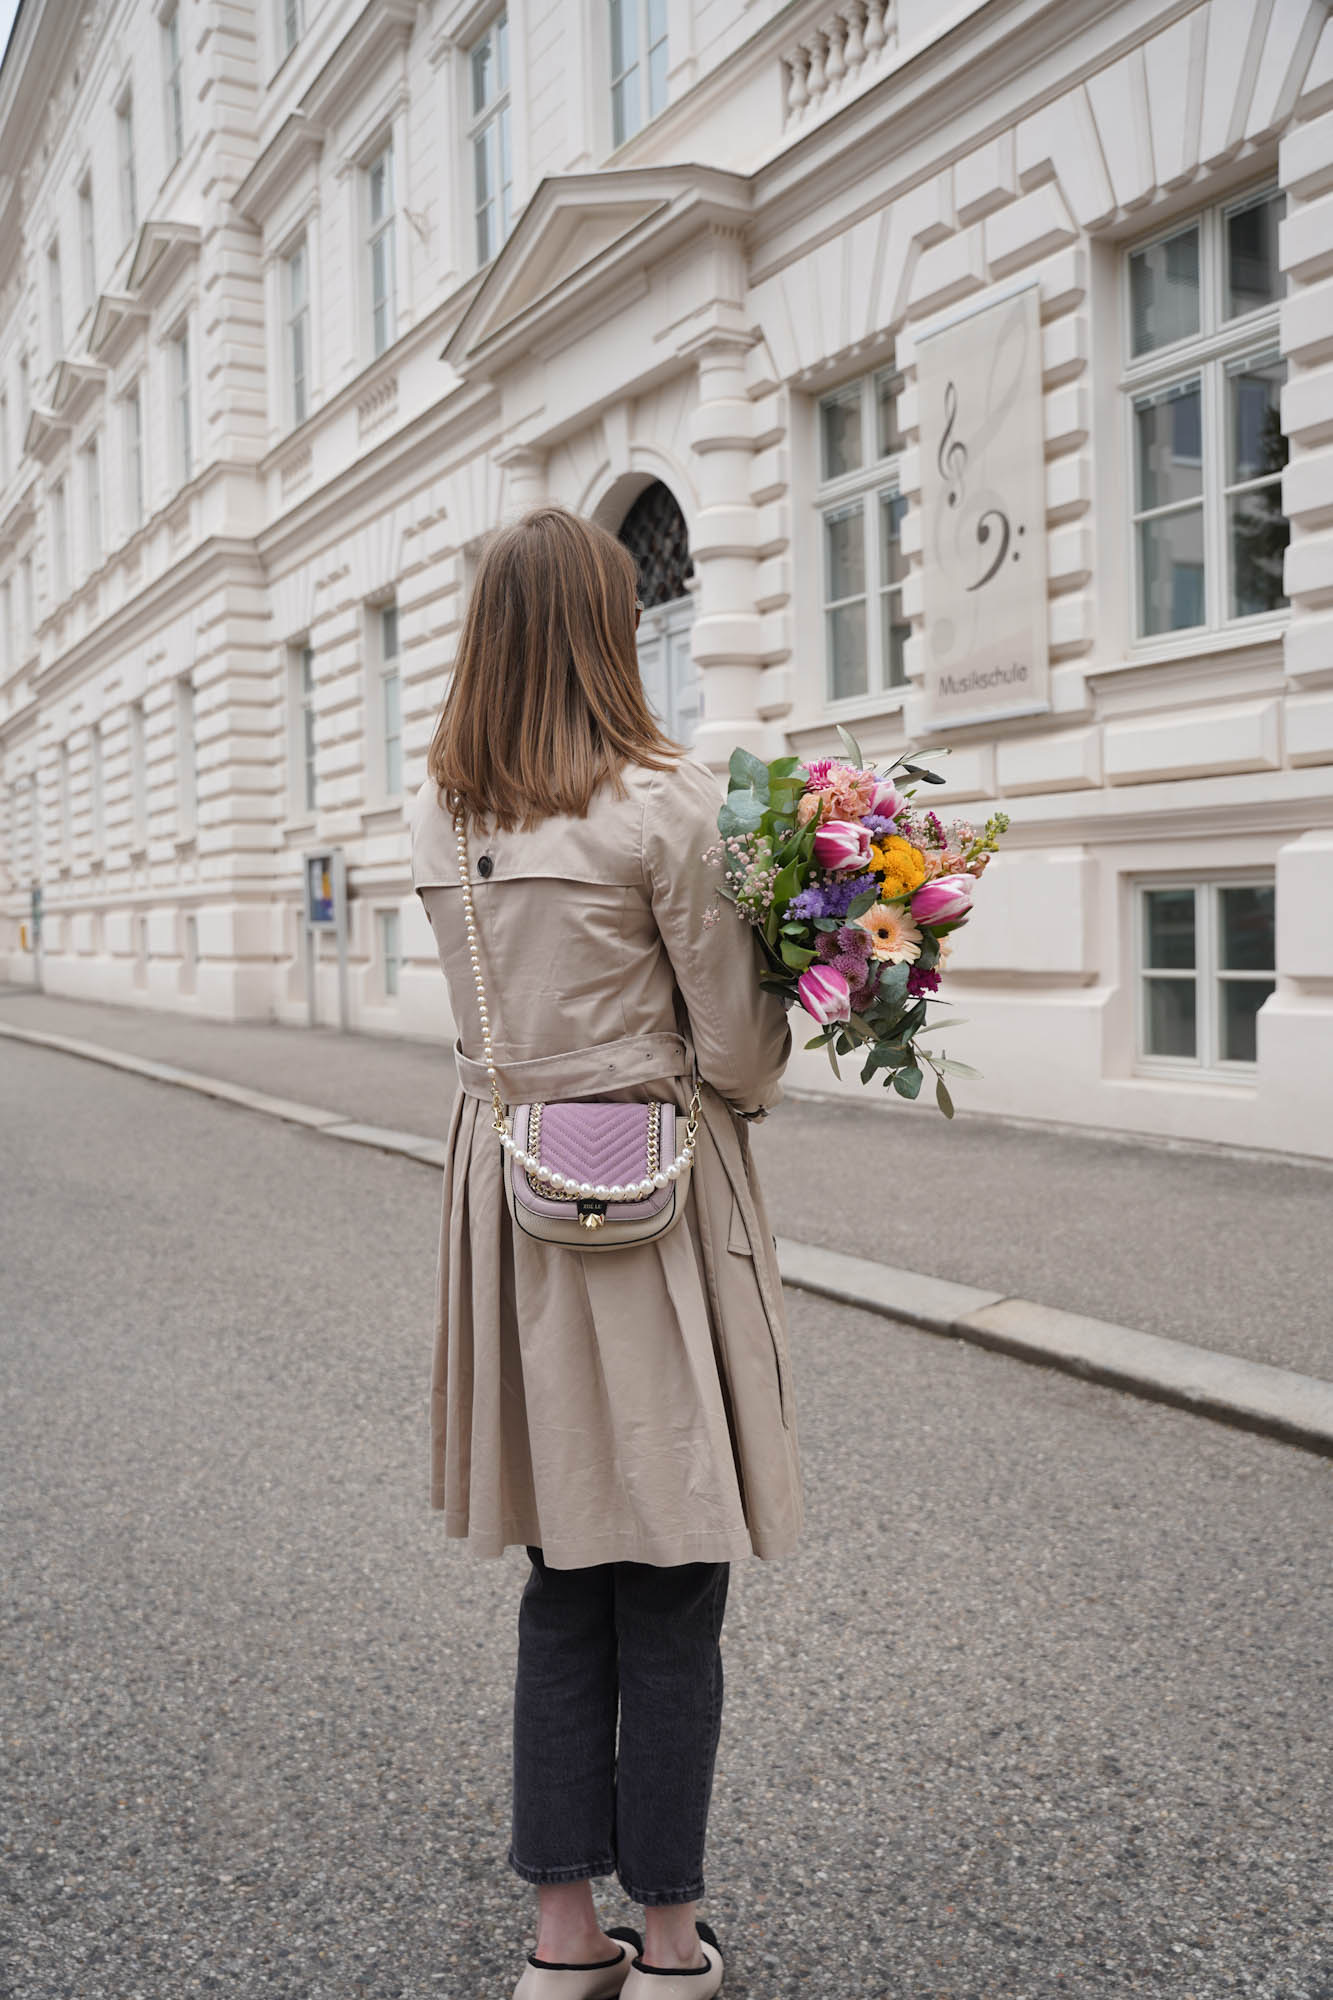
left=409, top=754, right=803, bottom=1569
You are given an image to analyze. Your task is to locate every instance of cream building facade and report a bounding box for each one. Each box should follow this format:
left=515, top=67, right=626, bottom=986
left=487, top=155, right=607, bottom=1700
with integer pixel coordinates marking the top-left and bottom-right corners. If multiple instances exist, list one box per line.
left=2, top=0, right=1333, bottom=1155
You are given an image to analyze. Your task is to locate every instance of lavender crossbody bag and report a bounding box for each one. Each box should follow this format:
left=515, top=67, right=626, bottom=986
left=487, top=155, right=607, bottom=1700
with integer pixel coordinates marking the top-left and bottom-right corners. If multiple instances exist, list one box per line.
left=454, top=810, right=701, bottom=1250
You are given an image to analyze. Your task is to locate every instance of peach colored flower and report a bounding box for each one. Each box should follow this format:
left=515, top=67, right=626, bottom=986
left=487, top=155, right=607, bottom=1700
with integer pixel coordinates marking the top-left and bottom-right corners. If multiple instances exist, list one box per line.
left=855, top=902, right=922, bottom=964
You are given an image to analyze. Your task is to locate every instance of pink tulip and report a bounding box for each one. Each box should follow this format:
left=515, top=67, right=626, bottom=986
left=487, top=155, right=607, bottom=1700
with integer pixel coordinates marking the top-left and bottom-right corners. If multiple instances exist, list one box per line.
left=869, top=777, right=904, bottom=821
left=797, top=964, right=851, bottom=1025
left=812, top=819, right=872, bottom=871
left=911, top=874, right=974, bottom=925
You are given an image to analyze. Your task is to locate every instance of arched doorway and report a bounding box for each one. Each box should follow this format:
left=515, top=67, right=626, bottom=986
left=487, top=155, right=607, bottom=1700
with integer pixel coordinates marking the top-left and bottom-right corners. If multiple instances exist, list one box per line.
left=617, top=481, right=699, bottom=749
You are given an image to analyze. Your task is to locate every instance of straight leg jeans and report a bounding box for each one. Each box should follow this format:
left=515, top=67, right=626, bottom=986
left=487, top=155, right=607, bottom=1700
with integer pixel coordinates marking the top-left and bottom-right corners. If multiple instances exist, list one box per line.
left=508, top=1546, right=730, bottom=1907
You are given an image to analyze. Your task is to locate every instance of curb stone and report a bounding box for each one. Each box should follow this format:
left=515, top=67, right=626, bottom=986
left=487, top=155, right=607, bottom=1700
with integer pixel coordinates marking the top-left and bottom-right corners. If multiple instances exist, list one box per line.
left=4, top=1018, right=1330, bottom=1458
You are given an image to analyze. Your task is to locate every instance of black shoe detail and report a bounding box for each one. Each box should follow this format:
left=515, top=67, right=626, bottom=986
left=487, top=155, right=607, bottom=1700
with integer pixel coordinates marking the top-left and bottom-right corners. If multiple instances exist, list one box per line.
left=528, top=1944, right=631, bottom=1971
left=606, top=1926, right=645, bottom=1956
left=694, top=1922, right=719, bottom=1952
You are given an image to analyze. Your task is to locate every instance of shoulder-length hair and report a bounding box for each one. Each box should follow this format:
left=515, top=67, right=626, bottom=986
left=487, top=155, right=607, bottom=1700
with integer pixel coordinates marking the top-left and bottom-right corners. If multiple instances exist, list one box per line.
left=426, top=504, right=683, bottom=831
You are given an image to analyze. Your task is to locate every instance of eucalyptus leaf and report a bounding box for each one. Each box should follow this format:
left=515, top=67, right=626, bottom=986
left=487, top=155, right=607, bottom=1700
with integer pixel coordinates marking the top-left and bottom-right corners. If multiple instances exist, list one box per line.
left=826, top=1041, right=842, bottom=1081
left=729, top=747, right=771, bottom=795
left=935, top=1075, right=955, bottom=1119
left=916, top=1018, right=969, bottom=1034
left=877, top=961, right=911, bottom=1002
left=770, top=755, right=807, bottom=780
left=779, top=937, right=817, bottom=970
left=835, top=723, right=865, bottom=767
left=892, top=1065, right=924, bottom=1100
left=844, top=890, right=878, bottom=920
left=804, top=1029, right=832, bottom=1050
left=719, top=795, right=764, bottom=836
left=935, top=1057, right=983, bottom=1079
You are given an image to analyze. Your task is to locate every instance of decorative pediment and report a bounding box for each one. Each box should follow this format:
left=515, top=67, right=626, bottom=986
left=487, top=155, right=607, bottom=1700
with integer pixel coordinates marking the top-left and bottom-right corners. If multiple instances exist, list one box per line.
left=23, top=403, right=69, bottom=465
left=88, top=291, right=149, bottom=364
left=49, top=356, right=107, bottom=423
left=126, top=218, right=202, bottom=301
left=233, top=111, right=326, bottom=224
left=445, top=165, right=751, bottom=373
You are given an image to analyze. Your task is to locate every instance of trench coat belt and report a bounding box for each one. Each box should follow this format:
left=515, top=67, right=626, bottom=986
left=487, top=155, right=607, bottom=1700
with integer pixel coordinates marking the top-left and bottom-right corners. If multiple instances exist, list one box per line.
left=453, top=1030, right=695, bottom=1107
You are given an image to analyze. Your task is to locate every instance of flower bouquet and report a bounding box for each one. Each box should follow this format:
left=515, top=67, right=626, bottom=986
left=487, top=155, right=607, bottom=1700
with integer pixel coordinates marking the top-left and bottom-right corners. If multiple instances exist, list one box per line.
left=710, top=726, right=1009, bottom=1116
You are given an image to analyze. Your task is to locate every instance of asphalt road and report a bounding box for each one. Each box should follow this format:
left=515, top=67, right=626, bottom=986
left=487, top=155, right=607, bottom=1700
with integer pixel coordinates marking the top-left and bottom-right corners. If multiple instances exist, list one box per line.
left=3, top=987, right=1330, bottom=1381
left=2, top=1040, right=1330, bottom=2000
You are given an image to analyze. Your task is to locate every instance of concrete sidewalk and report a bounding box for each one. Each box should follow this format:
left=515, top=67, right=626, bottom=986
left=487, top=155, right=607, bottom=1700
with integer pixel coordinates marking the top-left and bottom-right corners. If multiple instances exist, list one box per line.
left=3, top=985, right=1330, bottom=1393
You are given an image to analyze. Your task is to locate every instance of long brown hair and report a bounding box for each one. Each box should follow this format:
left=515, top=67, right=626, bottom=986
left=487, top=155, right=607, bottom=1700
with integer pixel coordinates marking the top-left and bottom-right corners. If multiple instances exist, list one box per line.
left=427, top=504, right=683, bottom=830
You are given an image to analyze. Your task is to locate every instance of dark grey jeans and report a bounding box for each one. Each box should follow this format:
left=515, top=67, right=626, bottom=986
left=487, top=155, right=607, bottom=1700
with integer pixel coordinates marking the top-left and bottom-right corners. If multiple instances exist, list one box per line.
left=508, top=1546, right=730, bottom=1906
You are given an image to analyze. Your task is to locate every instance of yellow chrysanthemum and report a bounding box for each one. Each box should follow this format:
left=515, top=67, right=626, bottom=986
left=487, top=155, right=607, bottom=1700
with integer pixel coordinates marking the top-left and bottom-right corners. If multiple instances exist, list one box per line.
left=870, top=836, right=927, bottom=898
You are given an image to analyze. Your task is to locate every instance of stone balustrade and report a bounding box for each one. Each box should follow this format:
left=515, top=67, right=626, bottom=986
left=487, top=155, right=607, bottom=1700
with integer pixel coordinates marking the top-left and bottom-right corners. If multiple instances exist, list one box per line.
left=782, top=1, right=898, bottom=128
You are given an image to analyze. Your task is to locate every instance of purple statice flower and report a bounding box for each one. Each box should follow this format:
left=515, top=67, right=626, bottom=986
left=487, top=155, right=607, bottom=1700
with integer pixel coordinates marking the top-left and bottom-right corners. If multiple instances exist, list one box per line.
left=821, top=872, right=877, bottom=919
left=786, top=885, right=827, bottom=921
left=861, top=812, right=900, bottom=838
left=907, top=965, right=941, bottom=997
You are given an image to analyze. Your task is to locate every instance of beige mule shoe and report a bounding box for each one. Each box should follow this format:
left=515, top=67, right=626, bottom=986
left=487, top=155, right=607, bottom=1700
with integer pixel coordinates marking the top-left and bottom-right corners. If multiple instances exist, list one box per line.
left=621, top=1921, right=724, bottom=2000
left=512, top=1926, right=642, bottom=2000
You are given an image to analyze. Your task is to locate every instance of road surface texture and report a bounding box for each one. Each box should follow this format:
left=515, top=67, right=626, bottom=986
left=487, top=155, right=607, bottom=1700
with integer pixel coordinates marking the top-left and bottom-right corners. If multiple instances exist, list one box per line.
left=2, top=985, right=1331, bottom=1380
left=2, top=1037, right=1330, bottom=1999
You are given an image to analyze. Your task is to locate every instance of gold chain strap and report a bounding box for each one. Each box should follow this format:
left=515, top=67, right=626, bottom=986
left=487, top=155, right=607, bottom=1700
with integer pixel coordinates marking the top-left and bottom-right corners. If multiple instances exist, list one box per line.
left=453, top=808, right=702, bottom=1202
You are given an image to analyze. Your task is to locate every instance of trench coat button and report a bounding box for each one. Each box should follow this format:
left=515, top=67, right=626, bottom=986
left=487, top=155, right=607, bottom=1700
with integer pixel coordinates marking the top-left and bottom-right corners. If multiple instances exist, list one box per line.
left=477, top=854, right=493, bottom=877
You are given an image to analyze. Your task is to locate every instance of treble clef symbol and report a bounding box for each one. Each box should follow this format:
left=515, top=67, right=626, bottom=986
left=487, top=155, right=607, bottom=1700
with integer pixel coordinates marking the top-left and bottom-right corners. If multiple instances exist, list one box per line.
left=937, top=381, right=968, bottom=509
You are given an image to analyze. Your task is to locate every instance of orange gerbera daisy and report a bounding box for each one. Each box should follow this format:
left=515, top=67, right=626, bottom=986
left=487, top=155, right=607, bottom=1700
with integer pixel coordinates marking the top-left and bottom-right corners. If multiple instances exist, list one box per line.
left=855, top=902, right=922, bottom=964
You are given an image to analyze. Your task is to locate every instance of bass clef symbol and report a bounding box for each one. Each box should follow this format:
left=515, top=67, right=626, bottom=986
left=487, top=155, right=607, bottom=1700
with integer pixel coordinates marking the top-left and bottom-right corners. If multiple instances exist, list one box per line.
left=937, top=381, right=968, bottom=509
left=965, top=508, right=1013, bottom=591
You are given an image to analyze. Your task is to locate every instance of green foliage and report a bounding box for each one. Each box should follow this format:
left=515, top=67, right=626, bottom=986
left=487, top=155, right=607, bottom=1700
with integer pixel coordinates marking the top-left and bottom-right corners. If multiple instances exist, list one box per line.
left=892, top=1065, right=924, bottom=1100
left=935, top=1075, right=955, bottom=1119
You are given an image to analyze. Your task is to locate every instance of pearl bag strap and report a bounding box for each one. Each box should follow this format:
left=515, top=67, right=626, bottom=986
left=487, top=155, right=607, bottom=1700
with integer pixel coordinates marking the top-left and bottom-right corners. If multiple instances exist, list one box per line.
left=452, top=807, right=702, bottom=1198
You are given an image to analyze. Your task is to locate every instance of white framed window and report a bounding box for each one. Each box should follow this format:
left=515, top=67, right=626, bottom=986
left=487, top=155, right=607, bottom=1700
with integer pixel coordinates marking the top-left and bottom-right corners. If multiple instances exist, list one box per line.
left=46, top=238, right=63, bottom=360
left=469, top=14, right=512, bottom=267
left=176, top=677, right=197, bottom=835
left=50, top=478, right=69, bottom=600
left=365, top=141, right=397, bottom=359
left=90, top=726, right=105, bottom=854
left=378, top=907, right=401, bottom=998
left=78, top=177, right=96, bottom=312
left=82, top=435, right=102, bottom=571
left=289, top=642, right=317, bottom=815
left=171, top=325, right=192, bottom=483
left=162, top=6, right=185, bottom=169
left=278, top=0, right=302, bottom=62
left=815, top=365, right=908, bottom=703
left=19, top=554, right=33, bottom=655
left=609, top=0, right=668, bottom=147
left=124, top=384, right=145, bottom=531
left=128, top=698, right=148, bottom=845
left=57, top=741, right=72, bottom=860
left=283, top=237, right=310, bottom=425
left=1125, top=185, right=1288, bottom=641
left=1136, top=878, right=1275, bottom=1075
left=370, top=603, right=403, bottom=798
left=117, top=92, right=137, bottom=241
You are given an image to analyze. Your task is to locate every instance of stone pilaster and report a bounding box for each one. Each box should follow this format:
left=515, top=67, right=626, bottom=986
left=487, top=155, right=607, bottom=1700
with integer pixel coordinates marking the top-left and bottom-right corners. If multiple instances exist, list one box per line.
left=685, top=331, right=771, bottom=773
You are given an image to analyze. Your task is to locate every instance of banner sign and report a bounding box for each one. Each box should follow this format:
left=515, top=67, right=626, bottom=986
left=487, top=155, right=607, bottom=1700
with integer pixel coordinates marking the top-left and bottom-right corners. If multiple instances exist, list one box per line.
left=917, top=286, right=1050, bottom=727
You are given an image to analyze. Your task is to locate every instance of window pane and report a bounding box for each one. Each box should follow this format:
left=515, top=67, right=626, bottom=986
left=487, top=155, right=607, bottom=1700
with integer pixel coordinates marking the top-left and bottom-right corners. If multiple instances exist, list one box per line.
left=611, top=73, right=636, bottom=147
left=1145, top=976, right=1197, bottom=1059
left=1225, top=190, right=1284, bottom=320
left=820, top=384, right=862, bottom=481
left=824, top=501, right=864, bottom=603
left=1135, top=381, right=1202, bottom=511
left=1143, top=887, right=1195, bottom=969
left=471, top=35, right=492, bottom=114
left=1138, top=506, right=1205, bottom=635
left=496, top=15, right=509, bottom=91
left=647, top=0, right=667, bottom=37
left=1219, top=979, right=1272, bottom=1063
left=1129, top=224, right=1200, bottom=356
left=382, top=605, right=399, bottom=658
left=879, top=489, right=907, bottom=587
left=882, top=592, right=909, bottom=689
left=1218, top=885, right=1275, bottom=972
left=1228, top=354, right=1287, bottom=486
left=610, top=0, right=636, bottom=75
left=648, top=37, right=668, bottom=115
left=874, top=369, right=904, bottom=459
left=827, top=603, right=867, bottom=701
left=1228, top=486, right=1289, bottom=618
